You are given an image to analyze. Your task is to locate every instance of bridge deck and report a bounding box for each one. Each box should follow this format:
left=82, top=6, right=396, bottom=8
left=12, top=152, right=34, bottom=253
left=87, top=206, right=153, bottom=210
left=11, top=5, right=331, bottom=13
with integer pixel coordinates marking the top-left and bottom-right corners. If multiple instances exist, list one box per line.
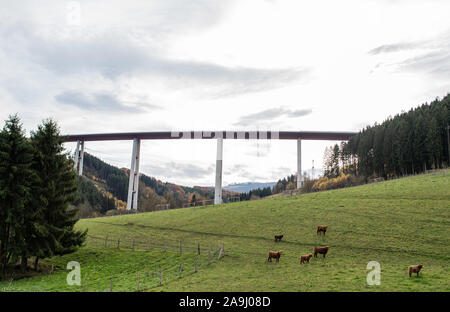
left=62, top=131, right=357, bottom=142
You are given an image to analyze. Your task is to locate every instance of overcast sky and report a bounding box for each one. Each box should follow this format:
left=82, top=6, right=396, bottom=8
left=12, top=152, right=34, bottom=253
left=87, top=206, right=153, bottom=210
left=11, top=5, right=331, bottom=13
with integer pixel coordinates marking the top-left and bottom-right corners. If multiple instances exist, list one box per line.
left=1, top=0, right=449, bottom=187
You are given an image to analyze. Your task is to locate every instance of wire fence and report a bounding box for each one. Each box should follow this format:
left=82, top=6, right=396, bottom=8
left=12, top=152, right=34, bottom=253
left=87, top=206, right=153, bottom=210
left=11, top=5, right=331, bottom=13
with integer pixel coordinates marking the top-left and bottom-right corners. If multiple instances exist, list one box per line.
left=82, top=235, right=225, bottom=292
left=87, top=234, right=224, bottom=254
left=82, top=196, right=246, bottom=220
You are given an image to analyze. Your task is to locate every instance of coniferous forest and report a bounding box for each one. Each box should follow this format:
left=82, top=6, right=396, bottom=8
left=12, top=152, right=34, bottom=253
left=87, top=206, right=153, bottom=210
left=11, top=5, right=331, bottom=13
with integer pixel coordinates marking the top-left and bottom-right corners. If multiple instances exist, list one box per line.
left=324, top=94, right=449, bottom=179
left=266, top=95, right=449, bottom=196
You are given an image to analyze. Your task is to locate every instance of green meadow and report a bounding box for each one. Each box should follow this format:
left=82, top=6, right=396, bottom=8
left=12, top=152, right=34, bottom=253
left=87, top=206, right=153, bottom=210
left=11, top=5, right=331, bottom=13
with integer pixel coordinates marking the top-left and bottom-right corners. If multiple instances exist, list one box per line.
left=1, top=172, right=449, bottom=292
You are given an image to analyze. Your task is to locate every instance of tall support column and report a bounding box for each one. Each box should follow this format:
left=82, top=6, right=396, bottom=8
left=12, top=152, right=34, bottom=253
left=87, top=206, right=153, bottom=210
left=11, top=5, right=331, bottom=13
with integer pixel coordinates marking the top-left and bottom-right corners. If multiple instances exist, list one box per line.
left=214, top=138, right=223, bottom=205
left=78, top=141, right=85, bottom=176
left=297, top=138, right=303, bottom=189
left=73, top=140, right=81, bottom=171
left=132, top=139, right=141, bottom=211
left=126, top=139, right=138, bottom=210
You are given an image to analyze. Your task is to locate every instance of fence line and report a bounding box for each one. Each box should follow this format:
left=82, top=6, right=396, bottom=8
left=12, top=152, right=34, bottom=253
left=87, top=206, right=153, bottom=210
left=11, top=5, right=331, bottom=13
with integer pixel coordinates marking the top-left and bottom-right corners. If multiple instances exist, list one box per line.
left=81, top=234, right=225, bottom=292
left=83, top=197, right=228, bottom=220
left=86, top=234, right=223, bottom=256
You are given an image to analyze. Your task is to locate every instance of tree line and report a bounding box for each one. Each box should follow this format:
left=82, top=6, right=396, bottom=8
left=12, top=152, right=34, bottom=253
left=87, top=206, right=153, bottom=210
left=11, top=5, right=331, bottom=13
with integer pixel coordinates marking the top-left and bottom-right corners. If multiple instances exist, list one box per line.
left=72, top=177, right=116, bottom=216
left=324, top=94, right=449, bottom=179
left=240, top=95, right=449, bottom=197
left=239, top=187, right=273, bottom=201
left=0, top=115, right=86, bottom=276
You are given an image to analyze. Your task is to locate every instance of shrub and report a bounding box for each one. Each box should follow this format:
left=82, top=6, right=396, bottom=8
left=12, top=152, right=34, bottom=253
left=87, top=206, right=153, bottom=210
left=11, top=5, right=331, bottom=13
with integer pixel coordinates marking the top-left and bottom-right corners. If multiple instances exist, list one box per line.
left=312, top=173, right=364, bottom=192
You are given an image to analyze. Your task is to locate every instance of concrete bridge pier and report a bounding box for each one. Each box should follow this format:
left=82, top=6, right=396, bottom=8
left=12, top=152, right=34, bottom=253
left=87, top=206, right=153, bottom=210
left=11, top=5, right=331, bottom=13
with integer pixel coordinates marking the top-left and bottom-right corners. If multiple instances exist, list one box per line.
left=127, top=138, right=141, bottom=210
left=78, top=141, right=85, bottom=176
left=73, top=140, right=80, bottom=170
left=214, top=138, right=223, bottom=205
left=297, top=138, right=303, bottom=189
left=73, top=140, right=85, bottom=176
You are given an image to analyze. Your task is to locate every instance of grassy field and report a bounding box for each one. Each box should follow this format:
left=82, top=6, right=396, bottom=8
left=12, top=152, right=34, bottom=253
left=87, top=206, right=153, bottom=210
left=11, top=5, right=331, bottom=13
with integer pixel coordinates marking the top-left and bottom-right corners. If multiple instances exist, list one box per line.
left=1, top=171, right=449, bottom=292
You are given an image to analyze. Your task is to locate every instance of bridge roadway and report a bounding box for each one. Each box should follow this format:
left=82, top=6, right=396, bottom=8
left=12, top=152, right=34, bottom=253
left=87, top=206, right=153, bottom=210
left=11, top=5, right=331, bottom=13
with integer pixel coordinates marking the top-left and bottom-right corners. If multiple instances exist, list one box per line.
left=62, top=131, right=356, bottom=142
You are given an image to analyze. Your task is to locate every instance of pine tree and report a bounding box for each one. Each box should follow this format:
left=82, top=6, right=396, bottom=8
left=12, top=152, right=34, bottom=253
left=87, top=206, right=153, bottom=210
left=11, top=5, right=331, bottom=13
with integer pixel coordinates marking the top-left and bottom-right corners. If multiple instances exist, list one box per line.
left=425, top=117, right=440, bottom=169
left=29, top=119, right=86, bottom=269
left=0, top=115, right=35, bottom=274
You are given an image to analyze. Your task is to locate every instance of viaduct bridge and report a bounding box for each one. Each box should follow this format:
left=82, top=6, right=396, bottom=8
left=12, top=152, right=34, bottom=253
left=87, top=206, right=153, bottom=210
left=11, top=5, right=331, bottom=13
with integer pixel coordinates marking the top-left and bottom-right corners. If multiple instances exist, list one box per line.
left=62, top=131, right=356, bottom=210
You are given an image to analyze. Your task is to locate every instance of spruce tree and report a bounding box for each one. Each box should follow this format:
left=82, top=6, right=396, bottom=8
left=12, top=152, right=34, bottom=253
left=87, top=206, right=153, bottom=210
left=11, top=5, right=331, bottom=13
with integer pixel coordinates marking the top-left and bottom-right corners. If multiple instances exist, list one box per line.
left=29, top=119, right=86, bottom=269
left=0, top=115, right=35, bottom=274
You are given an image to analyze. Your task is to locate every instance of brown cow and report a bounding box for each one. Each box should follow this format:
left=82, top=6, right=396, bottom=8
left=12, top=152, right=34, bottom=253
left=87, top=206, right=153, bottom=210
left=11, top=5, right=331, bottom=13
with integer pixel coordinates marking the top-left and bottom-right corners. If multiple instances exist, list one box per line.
left=317, top=225, right=328, bottom=236
left=268, top=250, right=283, bottom=262
left=409, top=264, right=423, bottom=277
left=314, top=246, right=330, bottom=258
left=274, top=234, right=284, bottom=242
left=300, top=253, right=313, bottom=264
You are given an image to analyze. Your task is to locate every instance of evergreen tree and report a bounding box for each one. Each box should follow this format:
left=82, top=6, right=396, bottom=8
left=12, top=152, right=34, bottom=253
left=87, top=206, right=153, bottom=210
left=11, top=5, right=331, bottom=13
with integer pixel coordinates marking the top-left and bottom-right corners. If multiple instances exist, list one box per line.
left=425, top=117, right=441, bottom=169
left=29, top=119, right=86, bottom=269
left=0, top=115, right=35, bottom=274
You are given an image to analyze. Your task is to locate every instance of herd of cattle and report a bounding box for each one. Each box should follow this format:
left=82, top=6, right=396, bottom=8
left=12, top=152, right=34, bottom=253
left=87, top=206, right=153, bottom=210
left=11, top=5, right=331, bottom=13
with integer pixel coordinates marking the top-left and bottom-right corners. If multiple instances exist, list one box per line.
left=268, top=225, right=424, bottom=278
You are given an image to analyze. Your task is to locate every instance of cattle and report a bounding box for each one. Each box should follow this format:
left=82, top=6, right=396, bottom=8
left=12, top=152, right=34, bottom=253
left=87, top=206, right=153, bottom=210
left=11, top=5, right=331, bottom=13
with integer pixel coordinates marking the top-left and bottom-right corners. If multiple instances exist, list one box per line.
left=267, top=250, right=283, bottom=262
left=274, top=235, right=284, bottom=242
left=314, top=246, right=330, bottom=258
left=409, top=264, right=423, bottom=277
left=300, top=253, right=313, bottom=264
left=317, top=225, right=328, bottom=236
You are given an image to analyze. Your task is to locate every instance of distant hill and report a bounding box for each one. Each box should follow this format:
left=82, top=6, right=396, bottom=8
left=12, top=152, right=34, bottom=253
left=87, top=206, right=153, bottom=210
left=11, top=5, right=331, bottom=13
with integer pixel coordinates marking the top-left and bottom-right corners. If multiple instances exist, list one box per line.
left=72, top=153, right=233, bottom=217
left=222, top=168, right=324, bottom=194
left=224, top=182, right=277, bottom=193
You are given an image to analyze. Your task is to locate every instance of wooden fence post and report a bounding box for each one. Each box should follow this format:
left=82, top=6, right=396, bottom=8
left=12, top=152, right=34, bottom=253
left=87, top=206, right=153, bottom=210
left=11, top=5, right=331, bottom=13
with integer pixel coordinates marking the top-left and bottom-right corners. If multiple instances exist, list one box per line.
left=117, top=238, right=120, bottom=249
left=82, top=272, right=87, bottom=292
left=198, top=243, right=200, bottom=255
left=137, top=272, right=140, bottom=292
left=110, top=278, right=113, bottom=292
left=159, top=267, right=162, bottom=286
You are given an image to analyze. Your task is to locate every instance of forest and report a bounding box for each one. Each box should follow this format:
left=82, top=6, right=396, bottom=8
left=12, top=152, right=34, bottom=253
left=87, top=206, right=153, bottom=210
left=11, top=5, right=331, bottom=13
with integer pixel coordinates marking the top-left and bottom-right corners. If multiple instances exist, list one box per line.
left=324, top=94, right=449, bottom=179
left=246, top=95, right=449, bottom=197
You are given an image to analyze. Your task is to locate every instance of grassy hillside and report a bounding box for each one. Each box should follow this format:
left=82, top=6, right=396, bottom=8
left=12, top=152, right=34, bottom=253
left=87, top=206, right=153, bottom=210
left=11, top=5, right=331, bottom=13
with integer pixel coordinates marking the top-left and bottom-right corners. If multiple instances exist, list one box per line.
left=1, top=172, right=449, bottom=291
